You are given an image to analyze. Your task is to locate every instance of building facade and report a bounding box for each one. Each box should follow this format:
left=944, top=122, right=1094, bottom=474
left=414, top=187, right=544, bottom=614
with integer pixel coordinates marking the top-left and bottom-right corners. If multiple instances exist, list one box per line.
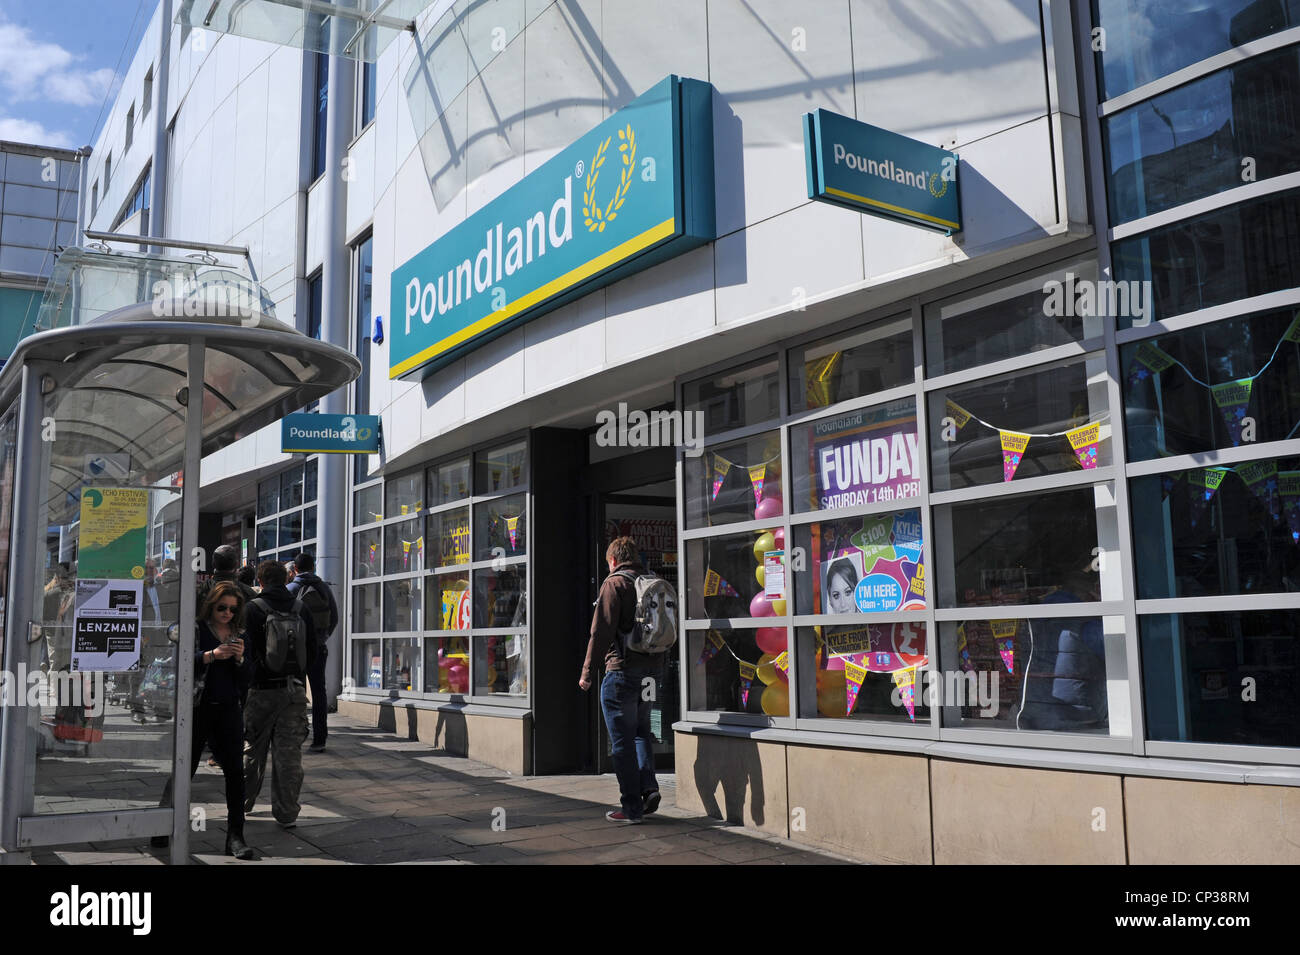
left=76, top=0, right=1300, bottom=863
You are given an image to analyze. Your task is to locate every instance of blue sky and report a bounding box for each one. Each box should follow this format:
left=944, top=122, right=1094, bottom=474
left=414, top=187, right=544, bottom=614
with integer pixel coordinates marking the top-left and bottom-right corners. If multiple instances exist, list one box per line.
left=0, top=0, right=154, bottom=149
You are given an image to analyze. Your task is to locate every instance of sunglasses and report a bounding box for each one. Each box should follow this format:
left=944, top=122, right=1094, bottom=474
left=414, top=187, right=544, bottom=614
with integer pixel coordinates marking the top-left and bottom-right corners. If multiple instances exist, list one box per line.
left=215, top=604, right=238, bottom=614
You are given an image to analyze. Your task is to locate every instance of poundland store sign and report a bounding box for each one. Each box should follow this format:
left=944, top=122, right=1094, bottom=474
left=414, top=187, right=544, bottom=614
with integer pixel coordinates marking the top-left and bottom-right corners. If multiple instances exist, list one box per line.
left=281, top=413, right=380, bottom=454
left=803, top=108, right=961, bottom=235
left=390, top=75, right=716, bottom=380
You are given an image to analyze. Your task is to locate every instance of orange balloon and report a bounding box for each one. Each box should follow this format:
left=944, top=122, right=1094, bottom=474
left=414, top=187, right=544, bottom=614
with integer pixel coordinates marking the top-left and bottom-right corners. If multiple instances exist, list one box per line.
left=760, top=681, right=789, bottom=716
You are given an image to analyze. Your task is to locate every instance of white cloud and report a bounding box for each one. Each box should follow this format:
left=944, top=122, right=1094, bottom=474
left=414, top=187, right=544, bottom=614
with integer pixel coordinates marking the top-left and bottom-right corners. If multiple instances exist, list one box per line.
left=0, top=115, right=74, bottom=148
left=0, top=19, right=116, bottom=107
left=43, top=67, right=117, bottom=108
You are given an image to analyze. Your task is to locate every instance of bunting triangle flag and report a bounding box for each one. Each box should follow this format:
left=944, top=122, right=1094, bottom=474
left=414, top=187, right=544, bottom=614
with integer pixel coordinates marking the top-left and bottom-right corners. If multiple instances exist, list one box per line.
left=1066, top=422, right=1101, bottom=470
left=1160, top=473, right=1179, bottom=499
left=1283, top=311, right=1300, bottom=344
left=1127, top=340, right=1177, bottom=387
left=711, top=455, right=731, bottom=500
left=892, top=668, right=917, bottom=721
left=698, top=630, right=725, bottom=665
left=1210, top=378, right=1253, bottom=446
left=1238, top=460, right=1280, bottom=523
left=1186, top=467, right=1228, bottom=526
left=991, top=619, right=1017, bottom=674
left=944, top=399, right=972, bottom=431
left=1280, top=471, right=1300, bottom=544
left=704, top=569, right=739, bottom=598
left=505, top=515, right=520, bottom=549
left=748, top=464, right=767, bottom=506
left=739, top=661, right=757, bottom=708
left=1000, top=431, right=1032, bottom=482
left=956, top=623, right=973, bottom=672
left=844, top=660, right=867, bottom=716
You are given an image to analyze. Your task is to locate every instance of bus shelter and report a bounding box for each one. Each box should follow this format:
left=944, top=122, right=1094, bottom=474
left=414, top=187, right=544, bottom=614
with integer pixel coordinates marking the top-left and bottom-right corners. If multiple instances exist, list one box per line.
left=0, top=244, right=358, bottom=863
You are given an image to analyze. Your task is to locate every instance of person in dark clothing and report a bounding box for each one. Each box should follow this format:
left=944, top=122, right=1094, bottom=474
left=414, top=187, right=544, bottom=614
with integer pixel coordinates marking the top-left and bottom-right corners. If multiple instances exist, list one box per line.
left=152, top=582, right=254, bottom=859
left=200, top=544, right=259, bottom=607
left=237, top=564, right=257, bottom=589
left=156, top=558, right=181, bottom=623
left=287, top=551, right=339, bottom=752
left=242, top=560, right=316, bottom=827
left=1015, top=586, right=1108, bottom=731
left=579, top=536, right=661, bottom=823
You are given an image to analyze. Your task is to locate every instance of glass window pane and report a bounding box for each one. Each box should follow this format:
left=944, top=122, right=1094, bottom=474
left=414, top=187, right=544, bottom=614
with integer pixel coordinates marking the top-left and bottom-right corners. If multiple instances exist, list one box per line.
left=474, top=492, right=526, bottom=559
left=939, top=617, right=1120, bottom=733
left=281, top=464, right=304, bottom=509
left=425, top=635, right=470, bottom=692
left=353, top=637, right=381, bottom=687
left=799, top=624, right=930, bottom=722
left=683, top=356, right=780, bottom=436
left=385, top=471, right=424, bottom=517
left=278, top=511, right=302, bottom=547
left=788, top=315, right=913, bottom=413
left=474, top=566, right=526, bottom=628
left=1141, top=609, right=1299, bottom=746
left=383, top=579, right=422, bottom=632
left=685, top=628, right=784, bottom=714
left=353, top=528, right=382, bottom=578
left=302, top=506, right=317, bottom=542
left=304, top=457, right=318, bottom=503
left=426, top=571, right=471, bottom=631
left=383, top=518, right=423, bottom=573
left=258, top=476, right=279, bottom=516
left=475, top=441, right=527, bottom=494
left=1122, top=309, right=1300, bottom=461
left=790, top=399, right=918, bottom=514
left=353, top=583, right=380, bottom=633
left=383, top=637, right=420, bottom=691
left=928, top=355, right=1110, bottom=491
left=685, top=528, right=787, bottom=620
left=474, top=634, right=527, bottom=696
left=685, top=430, right=783, bottom=529
left=354, top=483, right=382, bottom=524
left=256, top=521, right=277, bottom=555
left=791, top=510, right=926, bottom=616
left=431, top=458, right=470, bottom=504
left=935, top=486, right=1117, bottom=607
left=1132, top=456, right=1300, bottom=599
left=924, top=259, right=1100, bottom=376
left=428, top=506, right=471, bottom=568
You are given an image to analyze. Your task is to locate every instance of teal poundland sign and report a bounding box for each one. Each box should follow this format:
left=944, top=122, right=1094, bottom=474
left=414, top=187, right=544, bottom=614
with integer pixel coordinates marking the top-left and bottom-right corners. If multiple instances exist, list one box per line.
left=803, top=109, right=960, bottom=235
left=281, top=413, right=381, bottom=454
left=390, top=75, right=716, bottom=380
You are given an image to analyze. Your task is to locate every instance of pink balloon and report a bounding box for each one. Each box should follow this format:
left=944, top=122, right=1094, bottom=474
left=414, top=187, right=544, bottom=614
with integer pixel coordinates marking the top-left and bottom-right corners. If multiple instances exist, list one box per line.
left=773, top=528, right=785, bottom=549
left=755, top=627, right=787, bottom=655
left=749, top=592, right=774, bottom=618
left=754, top=497, right=784, bottom=521
left=438, top=656, right=451, bottom=668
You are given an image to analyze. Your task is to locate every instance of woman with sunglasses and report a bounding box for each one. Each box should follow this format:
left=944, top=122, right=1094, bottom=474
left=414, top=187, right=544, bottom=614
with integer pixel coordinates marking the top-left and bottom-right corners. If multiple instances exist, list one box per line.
left=152, top=581, right=254, bottom=859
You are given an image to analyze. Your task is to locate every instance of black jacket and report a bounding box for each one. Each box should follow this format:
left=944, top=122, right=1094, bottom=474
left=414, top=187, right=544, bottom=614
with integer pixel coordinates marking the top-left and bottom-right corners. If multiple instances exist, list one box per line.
left=288, top=572, right=339, bottom=645
left=243, top=585, right=317, bottom=683
left=196, top=619, right=251, bottom=705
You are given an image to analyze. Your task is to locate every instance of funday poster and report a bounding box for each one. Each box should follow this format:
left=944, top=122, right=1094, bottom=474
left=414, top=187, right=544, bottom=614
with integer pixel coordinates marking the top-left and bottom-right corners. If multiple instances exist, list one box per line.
left=810, top=400, right=920, bottom=510
left=815, top=510, right=925, bottom=614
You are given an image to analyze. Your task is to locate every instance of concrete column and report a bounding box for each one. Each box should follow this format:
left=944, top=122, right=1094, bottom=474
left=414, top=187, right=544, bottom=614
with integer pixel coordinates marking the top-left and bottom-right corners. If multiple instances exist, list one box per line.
left=148, top=0, right=172, bottom=248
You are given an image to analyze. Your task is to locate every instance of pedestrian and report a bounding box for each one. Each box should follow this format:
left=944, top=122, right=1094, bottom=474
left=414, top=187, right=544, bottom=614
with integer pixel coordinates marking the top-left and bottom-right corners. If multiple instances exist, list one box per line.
left=156, top=558, right=181, bottom=623
left=579, top=536, right=662, bottom=824
left=237, top=563, right=257, bottom=591
left=152, top=582, right=254, bottom=858
left=200, top=544, right=258, bottom=607
left=287, top=551, right=338, bottom=753
left=242, top=560, right=315, bottom=828
left=284, top=561, right=297, bottom=586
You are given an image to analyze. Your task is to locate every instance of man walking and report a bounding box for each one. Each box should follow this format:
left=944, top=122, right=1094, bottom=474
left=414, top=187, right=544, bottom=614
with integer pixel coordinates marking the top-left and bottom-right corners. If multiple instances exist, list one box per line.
left=242, top=560, right=316, bottom=827
left=579, top=536, right=662, bottom=824
left=288, top=552, right=338, bottom=752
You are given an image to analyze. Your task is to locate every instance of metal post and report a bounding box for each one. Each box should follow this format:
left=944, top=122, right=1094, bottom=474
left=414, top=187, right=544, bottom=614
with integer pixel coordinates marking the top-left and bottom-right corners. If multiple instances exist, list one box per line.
left=168, top=341, right=204, bottom=864
left=148, top=0, right=173, bottom=253
left=0, top=366, right=50, bottom=863
left=318, top=8, right=357, bottom=704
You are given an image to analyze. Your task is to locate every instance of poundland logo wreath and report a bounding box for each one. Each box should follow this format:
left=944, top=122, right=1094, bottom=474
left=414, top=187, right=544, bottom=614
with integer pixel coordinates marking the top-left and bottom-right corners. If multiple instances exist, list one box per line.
left=390, top=75, right=716, bottom=381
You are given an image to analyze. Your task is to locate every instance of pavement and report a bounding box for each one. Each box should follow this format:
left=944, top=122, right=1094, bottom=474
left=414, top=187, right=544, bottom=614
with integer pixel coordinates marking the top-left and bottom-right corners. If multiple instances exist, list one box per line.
left=32, top=713, right=855, bottom=865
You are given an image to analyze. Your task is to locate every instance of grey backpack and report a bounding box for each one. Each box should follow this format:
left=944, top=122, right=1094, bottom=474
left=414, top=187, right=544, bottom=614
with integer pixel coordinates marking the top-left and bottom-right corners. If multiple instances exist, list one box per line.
left=253, top=597, right=307, bottom=676
left=614, top=571, right=679, bottom=654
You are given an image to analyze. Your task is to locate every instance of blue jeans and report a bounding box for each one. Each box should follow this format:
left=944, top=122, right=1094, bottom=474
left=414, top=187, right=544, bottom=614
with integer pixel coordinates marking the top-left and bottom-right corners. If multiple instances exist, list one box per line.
left=600, top=669, right=658, bottom=818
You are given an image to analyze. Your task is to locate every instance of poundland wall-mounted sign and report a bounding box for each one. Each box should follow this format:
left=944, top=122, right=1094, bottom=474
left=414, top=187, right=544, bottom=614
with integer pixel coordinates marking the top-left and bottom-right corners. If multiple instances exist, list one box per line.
left=281, top=413, right=381, bottom=454
left=390, top=75, right=716, bottom=381
left=803, top=109, right=960, bottom=235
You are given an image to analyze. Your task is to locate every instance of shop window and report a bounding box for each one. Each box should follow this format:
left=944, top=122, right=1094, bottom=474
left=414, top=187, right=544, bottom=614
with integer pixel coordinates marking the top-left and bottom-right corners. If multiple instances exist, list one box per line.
left=426, top=571, right=471, bottom=631
left=791, top=510, right=925, bottom=616
left=685, top=627, right=787, bottom=715
left=788, top=314, right=913, bottom=413
left=474, top=634, right=527, bottom=696
left=1141, top=609, right=1300, bottom=747
left=258, top=476, right=280, bottom=516
left=382, top=518, right=423, bottom=574
left=1132, top=455, right=1300, bottom=600
left=928, top=355, right=1110, bottom=492
left=353, top=638, right=381, bottom=688
left=1092, top=0, right=1300, bottom=100
left=382, top=579, right=422, bottom=632
left=384, top=638, right=420, bottom=691
left=352, top=584, right=380, bottom=634
left=305, top=457, right=318, bottom=503
left=685, top=429, right=783, bottom=529
left=924, top=259, right=1100, bottom=376
left=427, top=505, right=470, bottom=568
left=425, top=636, right=470, bottom=693
left=934, top=485, right=1117, bottom=607
left=473, top=492, right=526, bottom=559
left=475, top=441, right=526, bottom=494
left=303, top=506, right=317, bottom=542
left=352, top=528, right=382, bottom=578
left=473, top=566, right=526, bottom=628
left=354, top=483, right=382, bottom=524
left=256, top=521, right=277, bottom=555
left=685, top=528, right=788, bottom=620
left=430, top=457, right=470, bottom=505
left=1122, top=308, right=1300, bottom=461
left=683, top=356, right=780, bottom=437
left=938, top=617, right=1119, bottom=733
left=790, top=399, right=917, bottom=514
left=385, top=470, right=423, bottom=517
left=1112, top=188, right=1300, bottom=327
left=796, top=624, right=930, bottom=723
left=278, top=511, right=302, bottom=547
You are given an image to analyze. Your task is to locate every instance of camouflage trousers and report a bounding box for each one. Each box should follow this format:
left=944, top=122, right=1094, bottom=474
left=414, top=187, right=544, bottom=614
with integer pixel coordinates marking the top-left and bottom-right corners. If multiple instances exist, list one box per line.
left=243, top=681, right=309, bottom=825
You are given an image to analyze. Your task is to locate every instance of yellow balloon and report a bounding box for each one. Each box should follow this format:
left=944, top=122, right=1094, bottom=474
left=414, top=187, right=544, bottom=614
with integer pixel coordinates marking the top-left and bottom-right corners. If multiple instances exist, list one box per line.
left=816, top=669, right=848, bottom=718
left=760, top=681, right=789, bottom=716
left=752, top=532, right=776, bottom=561
left=754, top=565, right=766, bottom=587
left=771, top=599, right=787, bottom=616
left=756, top=653, right=778, bottom=685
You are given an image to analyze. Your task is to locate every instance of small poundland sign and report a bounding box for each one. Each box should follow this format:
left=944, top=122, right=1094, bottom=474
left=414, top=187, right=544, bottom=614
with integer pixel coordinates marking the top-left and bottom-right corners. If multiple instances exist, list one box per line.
left=803, top=109, right=960, bottom=235
left=390, top=74, right=716, bottom=381
left=281, top=413, right=380, bottom=454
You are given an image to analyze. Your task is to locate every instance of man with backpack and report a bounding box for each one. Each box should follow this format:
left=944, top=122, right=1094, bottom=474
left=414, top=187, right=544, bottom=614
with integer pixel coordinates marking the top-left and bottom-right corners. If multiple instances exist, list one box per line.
left=288, top=551, right=339, bottom=753
left=201, top=544, right=259, bottom=608
left=242, top=560, right=317, bottom=827
left=579, top=536, right=678, bottom=824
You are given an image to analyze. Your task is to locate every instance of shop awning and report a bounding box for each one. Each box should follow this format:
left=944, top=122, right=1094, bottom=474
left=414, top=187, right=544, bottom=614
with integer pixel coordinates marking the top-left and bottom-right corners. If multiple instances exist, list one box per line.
left=175, top=0, right=429, bottom=61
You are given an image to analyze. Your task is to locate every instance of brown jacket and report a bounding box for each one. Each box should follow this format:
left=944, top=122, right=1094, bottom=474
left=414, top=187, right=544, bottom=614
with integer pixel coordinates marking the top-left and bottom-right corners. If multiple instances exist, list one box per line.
left=581, top=561, right=643, bottom=683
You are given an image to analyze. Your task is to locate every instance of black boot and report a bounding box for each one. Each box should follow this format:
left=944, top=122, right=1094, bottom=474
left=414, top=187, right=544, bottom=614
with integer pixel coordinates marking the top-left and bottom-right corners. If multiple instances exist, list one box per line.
left=225, top=833, right=254, bottom=860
